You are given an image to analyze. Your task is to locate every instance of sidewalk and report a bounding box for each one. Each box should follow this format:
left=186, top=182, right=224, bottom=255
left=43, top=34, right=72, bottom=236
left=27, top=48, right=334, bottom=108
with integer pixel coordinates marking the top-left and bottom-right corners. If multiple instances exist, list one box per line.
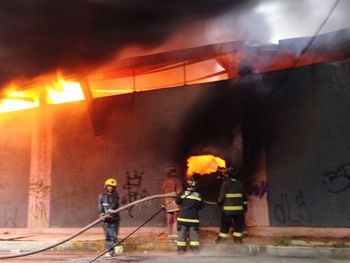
left=1, top=227, right=350, bottom=259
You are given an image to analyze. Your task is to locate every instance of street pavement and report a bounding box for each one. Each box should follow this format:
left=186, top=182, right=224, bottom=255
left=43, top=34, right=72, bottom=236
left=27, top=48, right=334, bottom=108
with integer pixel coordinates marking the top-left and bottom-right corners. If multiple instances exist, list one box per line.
left=0, top=252, right=349, bottom=263
left=0, top=228, right=350, bottom=261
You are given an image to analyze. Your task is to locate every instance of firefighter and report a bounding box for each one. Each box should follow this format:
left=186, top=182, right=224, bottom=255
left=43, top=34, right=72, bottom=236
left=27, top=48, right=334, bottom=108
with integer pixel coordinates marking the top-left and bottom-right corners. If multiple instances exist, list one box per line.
left=176, top=177, right=204, bottom=254
left=161, top=165, right=183, bottom=241
left=98, top=178, right=120, bottom=257
left=216, top=167, right=247, bottom=244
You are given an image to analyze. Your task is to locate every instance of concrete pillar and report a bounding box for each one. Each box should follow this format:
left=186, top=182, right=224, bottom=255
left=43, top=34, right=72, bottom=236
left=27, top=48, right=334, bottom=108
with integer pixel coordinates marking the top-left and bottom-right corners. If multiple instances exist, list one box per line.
left=246, top=152, right=269, bottom=228
left=27, top=102, right=53, bottom=228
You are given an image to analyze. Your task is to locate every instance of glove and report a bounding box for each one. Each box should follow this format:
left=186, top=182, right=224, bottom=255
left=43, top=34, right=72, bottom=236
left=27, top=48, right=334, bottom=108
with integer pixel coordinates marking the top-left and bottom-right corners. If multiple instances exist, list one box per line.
left=100, top=213, right=112, bottom=219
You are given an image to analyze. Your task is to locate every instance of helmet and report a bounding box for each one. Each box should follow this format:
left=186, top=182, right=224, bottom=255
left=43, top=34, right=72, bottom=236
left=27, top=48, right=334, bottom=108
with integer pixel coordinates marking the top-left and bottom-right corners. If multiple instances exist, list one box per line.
left=226, top=167, right=237, bottom=178
left=186, top=178, right=197, bottom=189
left=104, top=178, right=118, bottom=187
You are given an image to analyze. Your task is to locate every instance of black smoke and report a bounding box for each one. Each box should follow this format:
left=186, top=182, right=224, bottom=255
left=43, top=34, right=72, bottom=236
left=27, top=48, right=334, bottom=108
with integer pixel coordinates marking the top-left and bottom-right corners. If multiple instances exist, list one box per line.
left=0, top=0, right=255, bottom=90
left=174, top=63, right=267, bottom=185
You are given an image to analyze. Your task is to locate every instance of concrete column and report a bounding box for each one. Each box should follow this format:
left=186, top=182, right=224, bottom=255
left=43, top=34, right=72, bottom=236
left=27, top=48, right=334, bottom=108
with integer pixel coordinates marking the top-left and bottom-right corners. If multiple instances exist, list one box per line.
left=27, top=104, right=53, bottom=228
left=246, top=152, right=269, bottom=228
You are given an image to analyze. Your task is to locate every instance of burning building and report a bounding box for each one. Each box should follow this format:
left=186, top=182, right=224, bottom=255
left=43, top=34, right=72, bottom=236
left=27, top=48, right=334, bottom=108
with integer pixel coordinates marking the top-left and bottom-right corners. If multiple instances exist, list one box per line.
left=1, top=1, right=350, bottom=238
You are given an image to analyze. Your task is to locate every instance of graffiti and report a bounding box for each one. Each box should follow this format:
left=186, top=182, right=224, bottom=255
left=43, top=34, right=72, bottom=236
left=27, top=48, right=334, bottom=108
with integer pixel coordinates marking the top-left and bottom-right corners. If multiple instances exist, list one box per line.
left=247, top=180, right=269, bottom=198
left=29, top=201, right=48, bottom=227
left=29, top=179, right=50, bottom=199
left=0, top=183, right=16, bottom=227
left=29, top=178, right=50, bottom=227
left=0, top=208, right=21, bottom=228
left=274, top=190, right=312, bottom=225
left=323, top=164, right=350, bottom=193
left=121, top=170, right=150, bottom=217
left=0, top=198, right=10, bottom=205
left=0, top=182, right=9, bottom=190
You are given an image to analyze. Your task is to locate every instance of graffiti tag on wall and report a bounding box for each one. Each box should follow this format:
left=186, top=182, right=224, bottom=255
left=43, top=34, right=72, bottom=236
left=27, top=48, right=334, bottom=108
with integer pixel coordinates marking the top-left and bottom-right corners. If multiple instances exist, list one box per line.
left=0, top=182, right=9, bottom=190
left=323, top=164, right=350, bottom=193
left=121, top=170, right=150, bottom=217
left=0, top=182, right=23, bottom=227
left=29, top=178, right=50, bottom=226
left=0, top=208, right=21, bottom=228
left=247, top=180, right=269, bottom=199
left=274, top=190, right=312, bottom=225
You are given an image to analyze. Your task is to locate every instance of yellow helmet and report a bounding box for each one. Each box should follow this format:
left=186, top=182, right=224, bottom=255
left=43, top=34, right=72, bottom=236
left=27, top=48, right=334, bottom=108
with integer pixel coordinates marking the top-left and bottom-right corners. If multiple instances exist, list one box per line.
left=104, top=178, right=118, bottom=187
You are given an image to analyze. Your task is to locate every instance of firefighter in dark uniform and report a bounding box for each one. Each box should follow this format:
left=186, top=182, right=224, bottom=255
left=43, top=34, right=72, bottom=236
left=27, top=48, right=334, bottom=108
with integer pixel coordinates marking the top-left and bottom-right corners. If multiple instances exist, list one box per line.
left=98, top=178, right=120, bottom=257
left=216, top=167, right=247, bottom=244
left=176, top=178, right=204, bottom=254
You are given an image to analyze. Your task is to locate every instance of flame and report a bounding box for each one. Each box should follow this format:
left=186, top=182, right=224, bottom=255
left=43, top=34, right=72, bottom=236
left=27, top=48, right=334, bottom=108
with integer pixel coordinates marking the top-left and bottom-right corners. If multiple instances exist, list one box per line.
left=0, top=75, right=86, bottom=113
left=46, top=76, right=85, bottom=104
left=1, top=44, right=344, bottom=114
left=186, top=155, right=226, bottom=177
left=0, top=88, right=39, bottom=113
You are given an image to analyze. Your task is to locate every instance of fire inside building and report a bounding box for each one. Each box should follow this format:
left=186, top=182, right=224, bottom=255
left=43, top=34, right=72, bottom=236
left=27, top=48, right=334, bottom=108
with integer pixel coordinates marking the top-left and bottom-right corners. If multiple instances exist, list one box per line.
left=0, top=25, right=350, bottom=240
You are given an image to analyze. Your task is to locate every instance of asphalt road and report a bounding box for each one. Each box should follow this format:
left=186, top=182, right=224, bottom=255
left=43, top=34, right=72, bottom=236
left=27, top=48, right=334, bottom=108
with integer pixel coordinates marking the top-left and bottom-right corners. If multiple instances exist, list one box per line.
left=0, top=252, right=348, bottom=263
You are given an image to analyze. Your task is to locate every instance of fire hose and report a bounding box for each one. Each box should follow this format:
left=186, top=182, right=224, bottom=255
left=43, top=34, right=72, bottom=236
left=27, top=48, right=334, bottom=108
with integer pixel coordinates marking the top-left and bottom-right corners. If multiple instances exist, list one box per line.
left=0, top=192, right=179, bottom=260
left=89, top=193, right=218, bottom=262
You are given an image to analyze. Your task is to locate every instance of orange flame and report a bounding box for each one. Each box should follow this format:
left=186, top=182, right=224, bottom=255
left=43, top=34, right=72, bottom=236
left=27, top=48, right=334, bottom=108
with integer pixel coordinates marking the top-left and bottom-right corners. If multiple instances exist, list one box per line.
left=46, top=76, right=85, bottom=104
left=186, top=155, right=226, bottom=177
left=0, top=87, right=40, bottom=113
left=0, top=75, right=86, bottom=113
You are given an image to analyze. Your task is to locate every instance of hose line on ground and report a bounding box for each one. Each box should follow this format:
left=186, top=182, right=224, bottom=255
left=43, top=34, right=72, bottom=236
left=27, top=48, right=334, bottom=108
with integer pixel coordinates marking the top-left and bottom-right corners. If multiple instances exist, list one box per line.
left=90, top=194, right=219, bottom=261
left=0, top=192, right=177, bottom=260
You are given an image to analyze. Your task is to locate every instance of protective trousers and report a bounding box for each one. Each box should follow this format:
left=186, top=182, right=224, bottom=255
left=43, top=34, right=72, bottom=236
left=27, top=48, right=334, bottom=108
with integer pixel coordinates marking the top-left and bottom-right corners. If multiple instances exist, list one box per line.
left=103, top=221, right=119, bottom=255
left=177, top=224, right=200, bottom=252
left=166, top=211, right=179, bottom=239
left=218, top=212, right=244, bottom=243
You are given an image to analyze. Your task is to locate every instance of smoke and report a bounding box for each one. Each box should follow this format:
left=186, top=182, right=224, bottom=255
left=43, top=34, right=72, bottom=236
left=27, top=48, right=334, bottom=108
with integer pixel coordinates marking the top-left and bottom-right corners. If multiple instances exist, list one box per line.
left=160, top=0, right=350, bottom=52
left=0, top=0, right=256, bottom=90
left=254, top=0, right=350, bottom=43
left=1, top=0, right=349, bottom=92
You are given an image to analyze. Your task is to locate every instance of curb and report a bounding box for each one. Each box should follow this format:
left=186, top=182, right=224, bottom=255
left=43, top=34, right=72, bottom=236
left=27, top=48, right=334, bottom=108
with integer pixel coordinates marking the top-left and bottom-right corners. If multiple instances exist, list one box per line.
left=265, top=245, right=350, bottom=259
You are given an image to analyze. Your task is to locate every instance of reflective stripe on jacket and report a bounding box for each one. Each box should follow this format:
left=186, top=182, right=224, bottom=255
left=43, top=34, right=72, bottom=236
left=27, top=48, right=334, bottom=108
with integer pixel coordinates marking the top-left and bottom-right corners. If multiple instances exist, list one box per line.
left=176, top=190, right=204, bottom=226
left=98, top=191, right=120, bottom=222
left=219, top=178, right=247, bottom=216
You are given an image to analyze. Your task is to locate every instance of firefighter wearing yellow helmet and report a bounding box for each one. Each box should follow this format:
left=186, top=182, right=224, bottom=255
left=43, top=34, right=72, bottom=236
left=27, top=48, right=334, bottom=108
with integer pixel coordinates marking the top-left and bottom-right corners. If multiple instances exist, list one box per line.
left=98, top=178, right=120, bottom=257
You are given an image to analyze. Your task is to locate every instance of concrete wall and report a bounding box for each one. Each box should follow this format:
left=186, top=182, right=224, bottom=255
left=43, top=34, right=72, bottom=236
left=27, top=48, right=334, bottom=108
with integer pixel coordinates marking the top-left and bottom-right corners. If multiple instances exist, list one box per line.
left=0, top=58, right=350, bottom=234
left=0, top=111, right=31, bottom=227
left=264, top=60, right=350, bottom=227
left=49, top=82, right=234, bottom=227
